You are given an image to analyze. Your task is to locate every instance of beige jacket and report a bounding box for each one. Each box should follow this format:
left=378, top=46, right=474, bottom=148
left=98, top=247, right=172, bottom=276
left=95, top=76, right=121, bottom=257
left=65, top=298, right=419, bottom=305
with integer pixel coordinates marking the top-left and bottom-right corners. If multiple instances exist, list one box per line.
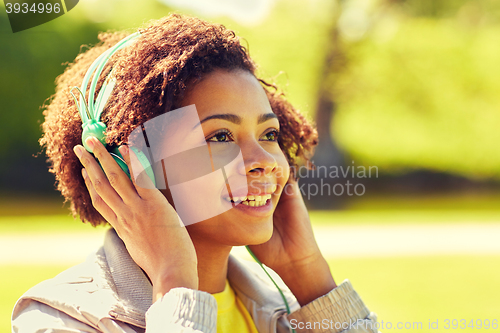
left=12, top=229, right=378, bottom=333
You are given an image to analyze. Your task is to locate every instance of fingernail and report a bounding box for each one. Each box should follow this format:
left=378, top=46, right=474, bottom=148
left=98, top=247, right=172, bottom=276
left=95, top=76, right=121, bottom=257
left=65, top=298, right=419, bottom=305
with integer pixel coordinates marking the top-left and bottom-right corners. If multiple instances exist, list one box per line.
left=119, top=145, right=129, bottom=156
left=82, top=168, right=88, bottom=179
left=74, top=146, right=83, bottom=158
left=85, top=137, right=95, bottom=151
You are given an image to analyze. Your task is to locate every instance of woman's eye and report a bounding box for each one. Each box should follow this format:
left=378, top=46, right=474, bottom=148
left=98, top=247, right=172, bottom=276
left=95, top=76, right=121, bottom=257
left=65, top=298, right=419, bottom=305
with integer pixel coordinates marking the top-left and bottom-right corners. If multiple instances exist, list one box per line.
left=262, top=130, right=279, bottom=141
left=207, top=131, right=233, bottom=142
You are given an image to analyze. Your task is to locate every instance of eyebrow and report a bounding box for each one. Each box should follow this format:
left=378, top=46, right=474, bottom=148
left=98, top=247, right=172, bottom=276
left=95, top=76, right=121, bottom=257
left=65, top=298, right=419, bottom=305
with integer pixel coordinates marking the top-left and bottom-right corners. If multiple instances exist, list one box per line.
left=257, top=113, right=278, bottom=124
left=196, top=112, right=278, bottom=127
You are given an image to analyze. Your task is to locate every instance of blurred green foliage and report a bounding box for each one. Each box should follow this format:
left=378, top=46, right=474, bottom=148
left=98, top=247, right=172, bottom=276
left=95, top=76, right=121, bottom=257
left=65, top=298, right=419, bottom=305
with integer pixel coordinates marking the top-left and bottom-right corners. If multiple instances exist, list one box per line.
left=0, top=8, right=102, bottom=191
left=0, top=13, right=97, bottom=158
left=331, top=0, right=500, bottom=180
left=335, top=18, right=500, bottom=179
left=0, top=1, right=179, bottom=191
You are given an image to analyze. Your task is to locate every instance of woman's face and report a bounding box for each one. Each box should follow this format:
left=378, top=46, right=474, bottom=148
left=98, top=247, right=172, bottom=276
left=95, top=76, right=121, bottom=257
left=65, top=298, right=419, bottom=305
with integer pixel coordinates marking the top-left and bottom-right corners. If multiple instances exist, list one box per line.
left=158, top=69, right=290, bottom=246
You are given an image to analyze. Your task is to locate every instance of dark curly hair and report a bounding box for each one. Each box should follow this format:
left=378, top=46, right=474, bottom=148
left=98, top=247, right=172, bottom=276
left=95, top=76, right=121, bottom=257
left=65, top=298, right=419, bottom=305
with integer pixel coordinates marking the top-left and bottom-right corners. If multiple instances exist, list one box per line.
left=40, top=14, right=318, bottom=226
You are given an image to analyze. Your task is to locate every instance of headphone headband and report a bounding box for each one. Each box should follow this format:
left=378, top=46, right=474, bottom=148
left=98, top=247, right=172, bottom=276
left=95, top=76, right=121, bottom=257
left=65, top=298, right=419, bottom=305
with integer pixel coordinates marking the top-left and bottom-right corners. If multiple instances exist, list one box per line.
left=72, top=32, right=141, bottom=124
left=70, top=32, right=141, bottom=153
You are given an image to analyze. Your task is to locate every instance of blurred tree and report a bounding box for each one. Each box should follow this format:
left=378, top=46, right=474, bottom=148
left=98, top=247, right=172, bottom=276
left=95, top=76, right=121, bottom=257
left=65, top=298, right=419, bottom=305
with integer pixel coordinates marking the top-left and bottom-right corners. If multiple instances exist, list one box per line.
left=0, top=13, right=103, bottom=193
left=311, top=2, right=346, bottom=169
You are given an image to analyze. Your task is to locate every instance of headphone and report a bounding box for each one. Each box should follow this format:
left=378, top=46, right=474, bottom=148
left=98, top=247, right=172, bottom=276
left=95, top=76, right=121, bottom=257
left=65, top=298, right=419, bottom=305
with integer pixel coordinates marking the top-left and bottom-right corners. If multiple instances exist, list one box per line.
left=70, top=32, right=155, bottom=186
left=71, top=32, right=295, bottom=327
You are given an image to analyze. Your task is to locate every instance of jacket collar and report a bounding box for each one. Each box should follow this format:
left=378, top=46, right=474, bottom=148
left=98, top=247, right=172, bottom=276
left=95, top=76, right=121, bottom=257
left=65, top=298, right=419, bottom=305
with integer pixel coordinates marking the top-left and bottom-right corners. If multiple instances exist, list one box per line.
left=102, top=228, right=152, bottom=327
left=104, top=229, right=298, bottom=332
left=226, top=253, right=299, bottom=333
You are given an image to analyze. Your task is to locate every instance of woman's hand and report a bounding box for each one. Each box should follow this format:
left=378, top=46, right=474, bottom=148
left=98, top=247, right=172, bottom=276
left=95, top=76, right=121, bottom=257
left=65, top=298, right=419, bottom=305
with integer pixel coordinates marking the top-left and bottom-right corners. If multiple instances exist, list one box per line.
left=74, top=137, right=198, bottom=302
left=248, top=176, right=336, bottom=306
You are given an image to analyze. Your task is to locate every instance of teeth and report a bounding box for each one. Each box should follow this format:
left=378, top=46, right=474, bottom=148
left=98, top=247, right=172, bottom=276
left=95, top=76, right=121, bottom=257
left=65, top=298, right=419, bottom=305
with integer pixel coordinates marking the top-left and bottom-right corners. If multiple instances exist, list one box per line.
left=224, top=193, right=272, bottom=206
left=247, top=199, right=269, bottom=207
left=227, top=196, right=247, bottom=202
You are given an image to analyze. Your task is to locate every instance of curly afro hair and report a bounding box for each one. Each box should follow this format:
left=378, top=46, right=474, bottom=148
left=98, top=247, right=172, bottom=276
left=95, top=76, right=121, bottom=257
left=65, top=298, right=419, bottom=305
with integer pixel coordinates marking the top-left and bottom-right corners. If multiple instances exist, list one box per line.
left=40, top=14, right=318, bottom=226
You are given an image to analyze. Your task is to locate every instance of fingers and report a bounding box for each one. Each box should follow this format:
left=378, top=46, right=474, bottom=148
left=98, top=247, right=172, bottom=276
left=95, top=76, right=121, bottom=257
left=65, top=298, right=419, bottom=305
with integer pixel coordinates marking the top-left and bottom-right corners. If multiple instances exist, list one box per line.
left=73, top=140, right=127, bottom=212
left=75, top=137, right=171, bottom=224
left=124, top=146, right=166, bottom=202
left=87, top=137, right=140, bottom=204
left=81, top=167, right=117, bottom=222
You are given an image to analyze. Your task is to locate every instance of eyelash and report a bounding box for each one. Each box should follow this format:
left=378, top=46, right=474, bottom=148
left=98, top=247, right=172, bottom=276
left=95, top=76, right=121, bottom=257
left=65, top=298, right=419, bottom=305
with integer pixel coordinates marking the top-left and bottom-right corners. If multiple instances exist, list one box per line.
left=206, top=129, right=234, bottom=143
left=206, top=129, right=280, bottom=143
left=262, top=129, right=280, bottom=142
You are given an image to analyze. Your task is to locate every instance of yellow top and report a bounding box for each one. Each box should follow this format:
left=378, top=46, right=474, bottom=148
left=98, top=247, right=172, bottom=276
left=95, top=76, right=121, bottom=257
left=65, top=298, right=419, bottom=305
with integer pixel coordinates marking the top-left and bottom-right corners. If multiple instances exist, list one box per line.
left=212, top=280, right=259, bottom=333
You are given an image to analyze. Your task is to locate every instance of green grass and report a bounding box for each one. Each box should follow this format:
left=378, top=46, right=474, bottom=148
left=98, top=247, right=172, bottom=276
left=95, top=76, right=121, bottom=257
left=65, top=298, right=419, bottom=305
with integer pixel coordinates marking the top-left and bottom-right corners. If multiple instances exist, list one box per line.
left=1, top=192, right=499, bottom=234
left=346, top=193, right=500, bottom=211
left=1, top=208, right=499, bottom=236
left=327, top=255, right=500, bottom=332
left=2, top=192, right=499, bottom=231
left=2, top=256, right=499, bottom=333
left=308, top=210, right=500, bottom=226
left=1, top=264, right=72, bottom=333
left=0, top=215, right=106, bottom=234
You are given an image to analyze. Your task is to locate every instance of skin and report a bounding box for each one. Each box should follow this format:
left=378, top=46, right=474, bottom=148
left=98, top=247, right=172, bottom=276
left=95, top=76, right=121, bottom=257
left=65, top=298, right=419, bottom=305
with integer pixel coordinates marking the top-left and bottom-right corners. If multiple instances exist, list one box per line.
left=73, top=69, right=336, bottom=306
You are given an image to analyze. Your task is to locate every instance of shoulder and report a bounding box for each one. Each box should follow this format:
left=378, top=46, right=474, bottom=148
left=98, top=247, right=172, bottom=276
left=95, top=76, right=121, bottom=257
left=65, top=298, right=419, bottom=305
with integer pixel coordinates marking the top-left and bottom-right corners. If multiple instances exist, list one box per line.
left=11, top=300, right=101, bottom=333
left=12, top=246, right=119, bottom=331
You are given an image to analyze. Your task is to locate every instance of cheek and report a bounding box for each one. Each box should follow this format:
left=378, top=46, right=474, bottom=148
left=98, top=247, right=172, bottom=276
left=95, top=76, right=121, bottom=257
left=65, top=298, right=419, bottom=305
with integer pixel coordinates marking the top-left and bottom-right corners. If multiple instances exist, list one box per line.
left=275, top=151, right=290, bottom=185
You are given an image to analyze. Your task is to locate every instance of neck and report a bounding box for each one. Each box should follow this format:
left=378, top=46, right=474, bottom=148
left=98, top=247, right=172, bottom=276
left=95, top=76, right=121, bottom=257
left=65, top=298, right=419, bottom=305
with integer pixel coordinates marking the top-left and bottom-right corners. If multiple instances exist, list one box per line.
left=191, top=235, right=232, bottom=294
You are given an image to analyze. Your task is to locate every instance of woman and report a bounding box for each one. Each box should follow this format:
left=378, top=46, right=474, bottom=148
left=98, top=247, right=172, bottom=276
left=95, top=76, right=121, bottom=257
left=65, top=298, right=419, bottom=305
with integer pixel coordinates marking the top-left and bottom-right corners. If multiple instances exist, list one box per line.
left=12, top=14, right=378, bottom=333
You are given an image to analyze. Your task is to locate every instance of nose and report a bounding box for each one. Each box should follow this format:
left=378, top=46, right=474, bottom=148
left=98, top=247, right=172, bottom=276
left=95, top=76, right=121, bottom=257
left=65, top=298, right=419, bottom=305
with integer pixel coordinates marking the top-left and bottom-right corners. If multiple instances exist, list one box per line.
left=238, top=141, right=278, bottom=177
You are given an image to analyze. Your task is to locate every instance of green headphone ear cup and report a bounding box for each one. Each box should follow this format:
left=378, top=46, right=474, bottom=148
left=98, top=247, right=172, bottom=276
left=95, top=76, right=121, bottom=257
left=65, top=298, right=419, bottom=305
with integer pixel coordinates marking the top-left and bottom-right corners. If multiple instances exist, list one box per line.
left=129, top=146, right=156, bottom=187
left=93, top=146, right=155, bottom=188
left=82, top=120, right=107, bottom=153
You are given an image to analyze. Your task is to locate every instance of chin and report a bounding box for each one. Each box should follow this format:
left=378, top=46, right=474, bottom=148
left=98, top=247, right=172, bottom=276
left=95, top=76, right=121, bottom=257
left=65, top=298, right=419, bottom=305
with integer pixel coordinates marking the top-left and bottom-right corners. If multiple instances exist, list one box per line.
left=184, top=212, right=273, bottom=246
left=233, top=216, right=274, bottom=246
left=223, top=215, right=275, bottom=246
